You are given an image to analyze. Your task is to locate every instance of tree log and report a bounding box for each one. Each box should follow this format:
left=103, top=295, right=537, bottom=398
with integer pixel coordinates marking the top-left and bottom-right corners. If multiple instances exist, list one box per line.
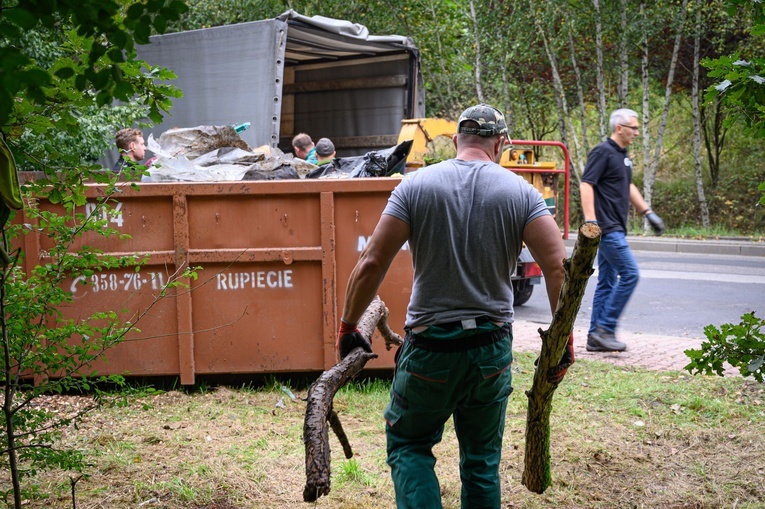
left=522, top=223, right=601, bottom=494
left=302, top=296, right=403, bottom=502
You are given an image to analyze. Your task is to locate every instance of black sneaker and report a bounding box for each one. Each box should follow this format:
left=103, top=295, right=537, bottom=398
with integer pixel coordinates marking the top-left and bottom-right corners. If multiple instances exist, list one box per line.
left=586, top=326, right=627, bottom=352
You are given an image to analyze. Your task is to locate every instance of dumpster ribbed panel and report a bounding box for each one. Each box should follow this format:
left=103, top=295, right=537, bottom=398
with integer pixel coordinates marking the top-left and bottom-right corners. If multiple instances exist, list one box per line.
left=20, top=178, right=410, bottom=383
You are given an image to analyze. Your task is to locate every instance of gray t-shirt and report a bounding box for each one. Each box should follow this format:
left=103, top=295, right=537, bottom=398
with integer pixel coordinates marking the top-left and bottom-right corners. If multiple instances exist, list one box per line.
left=384, top=159, right=550, bottom=328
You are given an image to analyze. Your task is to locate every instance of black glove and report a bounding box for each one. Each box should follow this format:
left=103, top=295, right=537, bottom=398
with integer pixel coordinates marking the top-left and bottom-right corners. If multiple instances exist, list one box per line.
left=336, top=319, right=373, bottom=360
left=338, top=330, right=372, bottom=359
left=645, top=211, right=665, bottom=236
left=547, top=332, right=575, bottom=384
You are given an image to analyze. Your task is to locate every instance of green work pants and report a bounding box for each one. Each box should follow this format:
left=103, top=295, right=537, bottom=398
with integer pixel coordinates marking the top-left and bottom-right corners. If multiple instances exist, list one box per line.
left=384, top=323, right=514, bottom=509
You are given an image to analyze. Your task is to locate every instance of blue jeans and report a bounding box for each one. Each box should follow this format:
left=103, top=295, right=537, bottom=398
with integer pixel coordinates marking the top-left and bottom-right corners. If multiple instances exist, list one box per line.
left=589, top=231, right=640, bottom=334
left=384, top=324, right=514, bottom=509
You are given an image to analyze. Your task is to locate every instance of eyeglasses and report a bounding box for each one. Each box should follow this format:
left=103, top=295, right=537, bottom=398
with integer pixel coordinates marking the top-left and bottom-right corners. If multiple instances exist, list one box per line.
left=619, top=124, right=640, bottom=133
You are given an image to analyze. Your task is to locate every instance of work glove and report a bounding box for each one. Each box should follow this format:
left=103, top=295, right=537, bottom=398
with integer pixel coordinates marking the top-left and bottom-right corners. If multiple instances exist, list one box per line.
left=547, top=332, right=575, bottom=384
left=644, top=210, right=665, bottom=236
left=336, top=319, right=373, bottom=360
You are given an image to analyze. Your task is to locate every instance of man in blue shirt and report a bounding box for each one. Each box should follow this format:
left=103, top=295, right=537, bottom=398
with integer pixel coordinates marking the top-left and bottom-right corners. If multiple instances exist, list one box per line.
left=291, top=133, right=318, bottom=164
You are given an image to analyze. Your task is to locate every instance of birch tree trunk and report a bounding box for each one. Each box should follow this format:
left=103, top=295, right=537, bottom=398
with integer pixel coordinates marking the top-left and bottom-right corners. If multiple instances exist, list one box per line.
left=469, top=0, right=485, bottom=103
left=533, top=2, right=584, bottom=190
left=618, top=0, right=629, bottom=108
left=640, top=1, right=651, bottom=175
left=501, top=65, right=514, bottom=138
left=568, top=22, right=589, bottom=178
left=425, top=0, right=456, bottom=113
left=593, top=0, right=608, bottom=140
left=645, top=0, right=689, bottom=223
left=532, top=4, right=568, bottom=148
left=692, top=7, right=710, bottom=228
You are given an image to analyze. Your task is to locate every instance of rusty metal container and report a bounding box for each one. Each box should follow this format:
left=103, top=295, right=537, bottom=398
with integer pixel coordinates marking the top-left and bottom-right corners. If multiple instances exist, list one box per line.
left=19, top=179, right=410, bottom=385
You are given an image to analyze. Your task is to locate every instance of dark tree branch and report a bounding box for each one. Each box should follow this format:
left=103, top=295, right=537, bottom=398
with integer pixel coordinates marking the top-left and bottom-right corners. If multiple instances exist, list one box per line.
left=302, top=296, right=399, bottom=502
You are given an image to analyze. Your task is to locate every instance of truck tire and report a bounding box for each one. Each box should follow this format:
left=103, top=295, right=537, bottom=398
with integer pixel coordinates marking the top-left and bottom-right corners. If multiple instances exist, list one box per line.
left=513, top=280, right=533, bottom=306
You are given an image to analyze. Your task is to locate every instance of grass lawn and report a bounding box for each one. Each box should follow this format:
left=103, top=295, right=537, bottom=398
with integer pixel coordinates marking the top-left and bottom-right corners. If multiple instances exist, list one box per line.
left=8, top=352, right=765, bottom=509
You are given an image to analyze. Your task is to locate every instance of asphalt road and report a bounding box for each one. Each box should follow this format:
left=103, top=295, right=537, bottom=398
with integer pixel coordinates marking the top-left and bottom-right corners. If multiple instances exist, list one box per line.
left=513, top=249, right=765, bottom=339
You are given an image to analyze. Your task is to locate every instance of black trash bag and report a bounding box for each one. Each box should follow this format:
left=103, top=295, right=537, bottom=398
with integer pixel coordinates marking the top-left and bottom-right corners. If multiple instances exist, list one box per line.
left=242, top=164, right=299, bottom=181
left=306, top=140, right=413, bottom=179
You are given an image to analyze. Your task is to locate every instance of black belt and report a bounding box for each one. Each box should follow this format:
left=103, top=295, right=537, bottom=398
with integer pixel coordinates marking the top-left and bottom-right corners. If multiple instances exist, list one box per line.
left=405, top=323, right=511, bottom=353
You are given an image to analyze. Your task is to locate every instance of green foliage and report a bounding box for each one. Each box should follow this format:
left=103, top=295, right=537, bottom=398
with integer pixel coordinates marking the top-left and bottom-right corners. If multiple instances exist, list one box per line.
left=1, top=175, right=199, bottom=506
left=6, top=24, right=183, bottom=172
left=1, top=1, right=193, bottom=508
left=685, top=312, right=765, bottom=383
left=170, top=0, right=284, bottom=30
left=0, top=0, right=189, bottom=127
left=703, top=0, right=765, bottom=137
left=703, top=53, right=765, bottom=136
left=1, top=183, right=128, bottom=503
left=646, top=157, right=765, bottom=235
left=686, top=1, right=765, bottom=384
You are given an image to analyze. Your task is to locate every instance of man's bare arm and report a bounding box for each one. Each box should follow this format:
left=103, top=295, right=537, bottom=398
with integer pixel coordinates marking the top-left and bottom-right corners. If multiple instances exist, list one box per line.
left=580, top=182, right=596, bottom=221
left=629, top=183, right=650, bottom=213
left=341, top=214, right=410, bottom=324
left=523, top=215, right=567, bottom=314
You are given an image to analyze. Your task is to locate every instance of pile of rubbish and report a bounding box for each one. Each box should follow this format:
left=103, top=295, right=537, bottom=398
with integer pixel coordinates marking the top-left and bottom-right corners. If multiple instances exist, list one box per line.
left=144, top=125, right=412, bottom=182
left=304, top=139, right=411, bottom=179
left=145, top=125, right=314, bottom=182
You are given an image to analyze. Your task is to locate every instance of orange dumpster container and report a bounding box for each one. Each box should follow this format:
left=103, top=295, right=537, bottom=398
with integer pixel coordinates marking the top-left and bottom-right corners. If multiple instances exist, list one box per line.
left=18, top=178, right=411, bottom=385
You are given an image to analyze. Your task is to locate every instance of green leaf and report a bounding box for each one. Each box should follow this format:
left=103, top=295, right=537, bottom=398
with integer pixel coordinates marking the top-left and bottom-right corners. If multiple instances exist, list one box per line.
left=113, top=79, right=134, bottom=101
left=147, top=0, right=166, bottom=12
left=127, top=3, right=146, bottom=19
left=3, top=7, right=40, bottom=29
left=110, top=29, right=129, bottom=50
left=153, top=14, right=167, bottom=34
left=134, top=22, right=151, bottom=44
left=169, top=0, right=189, bottom=16
left=0, top=20, right=23, bottom=40
left=96, top=89, right=112, bottom=107
left=22, top=69, right=52, bottom=87
left=54, top=67, right=76, bottom=80
left=148, top=103, right=163, bottom=123
left=0, top=48, right=29, bottom=71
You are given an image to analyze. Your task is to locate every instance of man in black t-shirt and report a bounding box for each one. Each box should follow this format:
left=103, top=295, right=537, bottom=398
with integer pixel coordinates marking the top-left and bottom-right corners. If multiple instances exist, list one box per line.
left=580, top=108, right=665, bottom=352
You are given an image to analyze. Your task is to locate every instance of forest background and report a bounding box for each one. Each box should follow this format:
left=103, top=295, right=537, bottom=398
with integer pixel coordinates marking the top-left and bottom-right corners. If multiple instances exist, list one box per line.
left=172, top=0, right=765, bottom=237
left=5, top=0, right=765, bottom=236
